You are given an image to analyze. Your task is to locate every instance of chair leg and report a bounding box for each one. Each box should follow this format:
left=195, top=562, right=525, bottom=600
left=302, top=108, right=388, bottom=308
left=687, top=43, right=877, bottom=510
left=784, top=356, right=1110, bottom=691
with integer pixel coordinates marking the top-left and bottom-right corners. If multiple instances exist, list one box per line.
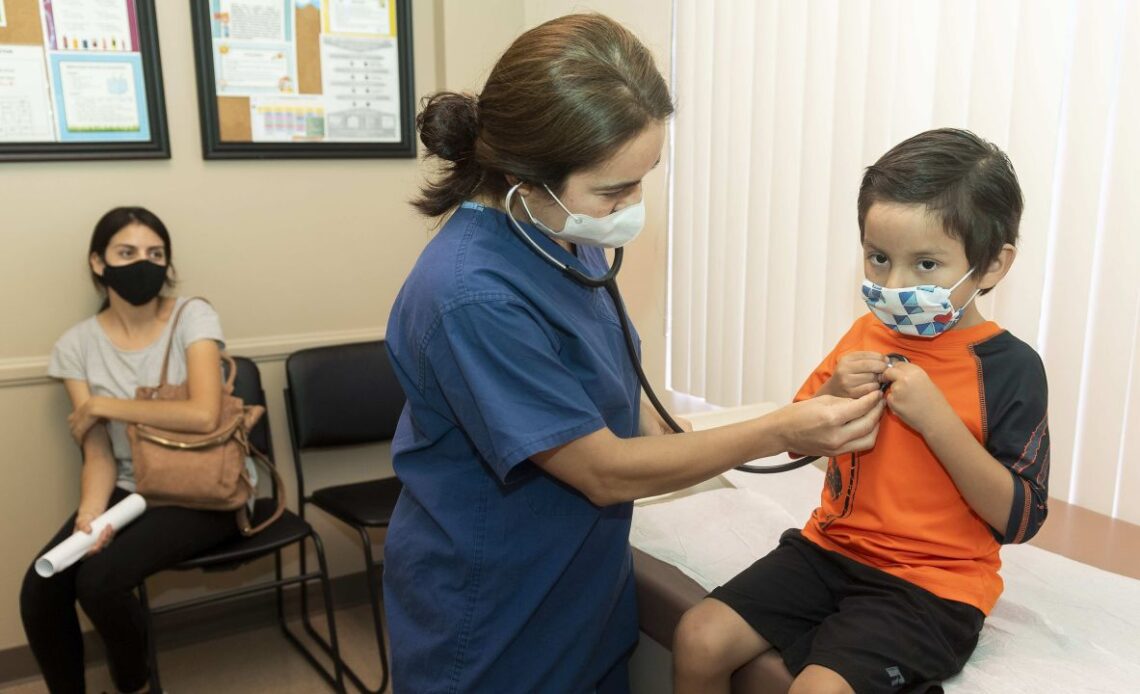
left=279, top=534, right=347, bottom=692
left=300, top=527, right=390, bottom=693
left=312, top=532, right=347, bottom=693
left=274, top=548, right=287, bottom=630
left=138, top=582, right=163, bottom=693
left=359, top=528, right=390, bottom=694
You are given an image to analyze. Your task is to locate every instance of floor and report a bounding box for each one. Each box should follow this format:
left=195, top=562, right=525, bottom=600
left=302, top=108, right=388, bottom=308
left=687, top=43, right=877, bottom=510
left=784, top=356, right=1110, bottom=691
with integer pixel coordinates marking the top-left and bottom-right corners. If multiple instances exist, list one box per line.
left=0, top=603, right=390, bottom=694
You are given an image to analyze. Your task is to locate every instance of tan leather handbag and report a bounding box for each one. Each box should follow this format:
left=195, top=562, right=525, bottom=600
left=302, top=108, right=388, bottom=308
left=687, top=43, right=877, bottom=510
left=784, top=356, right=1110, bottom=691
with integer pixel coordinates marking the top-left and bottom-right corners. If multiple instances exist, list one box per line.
left=128, top=298, right=284, bottom=536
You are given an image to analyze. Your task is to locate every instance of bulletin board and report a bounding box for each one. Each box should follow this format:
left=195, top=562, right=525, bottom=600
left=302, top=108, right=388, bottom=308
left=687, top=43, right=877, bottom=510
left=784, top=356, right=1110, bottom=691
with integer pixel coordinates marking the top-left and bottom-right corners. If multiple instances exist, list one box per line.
left=190, top=0, right=415, bottom=159
left=0, top=0, right=169, bottom=161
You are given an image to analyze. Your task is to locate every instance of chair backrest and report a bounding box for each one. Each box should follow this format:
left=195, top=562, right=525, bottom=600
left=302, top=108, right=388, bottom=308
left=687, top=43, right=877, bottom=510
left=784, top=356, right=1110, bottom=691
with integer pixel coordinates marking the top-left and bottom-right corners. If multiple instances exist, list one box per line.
left=284, top=340, right=406, bottom=452
left=230, top=355, right=274, bottom=460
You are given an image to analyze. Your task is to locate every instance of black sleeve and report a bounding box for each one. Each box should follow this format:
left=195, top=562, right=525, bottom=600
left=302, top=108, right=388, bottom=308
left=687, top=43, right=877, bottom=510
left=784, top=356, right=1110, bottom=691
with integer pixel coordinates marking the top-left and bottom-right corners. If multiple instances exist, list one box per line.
left=973, top=332, right=1050, bottom=544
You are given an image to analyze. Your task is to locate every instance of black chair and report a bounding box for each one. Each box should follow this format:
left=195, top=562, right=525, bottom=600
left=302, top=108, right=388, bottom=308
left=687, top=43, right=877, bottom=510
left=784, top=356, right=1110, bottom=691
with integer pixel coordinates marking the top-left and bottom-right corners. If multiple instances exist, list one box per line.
left=284, top=341, right=405, bottom=694
left=138, top=356, right=346, bottom=693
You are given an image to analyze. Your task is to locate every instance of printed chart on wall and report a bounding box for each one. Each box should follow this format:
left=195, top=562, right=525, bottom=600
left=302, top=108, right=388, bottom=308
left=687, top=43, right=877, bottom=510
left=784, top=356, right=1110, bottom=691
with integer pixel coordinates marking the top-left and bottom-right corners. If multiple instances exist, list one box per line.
left=0, top=0, right=168, bottom=161
left=192, top=0, right=414, bottom=159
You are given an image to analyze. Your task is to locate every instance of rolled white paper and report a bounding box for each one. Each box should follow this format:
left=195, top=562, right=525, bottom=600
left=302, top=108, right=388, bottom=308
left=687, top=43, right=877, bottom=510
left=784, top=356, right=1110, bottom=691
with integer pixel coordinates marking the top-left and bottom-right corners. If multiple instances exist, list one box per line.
left=35, top=493, right=147, bottom=578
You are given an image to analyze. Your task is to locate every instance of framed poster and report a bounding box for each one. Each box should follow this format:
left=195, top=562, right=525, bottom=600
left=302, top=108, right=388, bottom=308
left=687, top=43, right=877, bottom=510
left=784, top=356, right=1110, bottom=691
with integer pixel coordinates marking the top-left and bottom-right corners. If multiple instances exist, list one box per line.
left=191, top=0, right=415, bottom=159
left=0, top=0, right=169, bottom=161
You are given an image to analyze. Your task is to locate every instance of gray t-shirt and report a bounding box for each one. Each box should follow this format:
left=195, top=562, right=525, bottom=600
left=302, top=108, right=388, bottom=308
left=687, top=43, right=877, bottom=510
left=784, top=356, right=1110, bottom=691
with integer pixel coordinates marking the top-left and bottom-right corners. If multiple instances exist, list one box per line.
left=48, top=297, right=226, bottom=491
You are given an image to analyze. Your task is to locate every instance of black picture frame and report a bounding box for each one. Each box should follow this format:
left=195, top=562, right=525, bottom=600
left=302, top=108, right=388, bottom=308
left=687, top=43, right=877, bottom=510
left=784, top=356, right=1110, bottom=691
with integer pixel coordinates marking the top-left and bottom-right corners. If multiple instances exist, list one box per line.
left=190, top=0, right=415, bottom=160
left=0, top=0, right=170, bottom=162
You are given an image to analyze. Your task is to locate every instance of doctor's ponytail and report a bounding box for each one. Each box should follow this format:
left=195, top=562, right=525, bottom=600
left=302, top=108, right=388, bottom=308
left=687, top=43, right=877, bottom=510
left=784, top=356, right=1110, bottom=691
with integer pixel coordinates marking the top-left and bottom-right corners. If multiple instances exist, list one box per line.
left=415, top=92, right=483, bottom=217
left=412, top=13, right=673, bottom=219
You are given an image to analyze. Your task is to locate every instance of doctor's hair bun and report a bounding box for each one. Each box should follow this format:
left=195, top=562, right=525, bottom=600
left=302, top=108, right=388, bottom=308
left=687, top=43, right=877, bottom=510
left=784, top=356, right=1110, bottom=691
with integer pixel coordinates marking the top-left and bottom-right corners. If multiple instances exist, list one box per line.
left=417, top=92, right=479, bottom=163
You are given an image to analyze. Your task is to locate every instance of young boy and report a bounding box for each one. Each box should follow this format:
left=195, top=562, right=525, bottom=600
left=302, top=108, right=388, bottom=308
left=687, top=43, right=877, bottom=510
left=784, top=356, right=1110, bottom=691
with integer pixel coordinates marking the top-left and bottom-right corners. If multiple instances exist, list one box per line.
left=673, top=129, right=1050, bottom=694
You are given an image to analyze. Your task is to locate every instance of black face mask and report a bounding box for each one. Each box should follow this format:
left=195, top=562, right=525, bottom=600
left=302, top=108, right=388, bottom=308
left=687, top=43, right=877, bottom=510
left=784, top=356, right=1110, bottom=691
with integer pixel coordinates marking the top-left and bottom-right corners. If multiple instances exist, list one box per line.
left=99, top=260, right=168, bottom=306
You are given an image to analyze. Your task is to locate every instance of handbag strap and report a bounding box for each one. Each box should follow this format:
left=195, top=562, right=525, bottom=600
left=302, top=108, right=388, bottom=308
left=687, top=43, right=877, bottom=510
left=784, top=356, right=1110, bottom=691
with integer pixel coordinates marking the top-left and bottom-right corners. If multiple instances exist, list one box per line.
left=236, top=443, right=288, bottom=536
left=156, top=297, right=237, bottom=392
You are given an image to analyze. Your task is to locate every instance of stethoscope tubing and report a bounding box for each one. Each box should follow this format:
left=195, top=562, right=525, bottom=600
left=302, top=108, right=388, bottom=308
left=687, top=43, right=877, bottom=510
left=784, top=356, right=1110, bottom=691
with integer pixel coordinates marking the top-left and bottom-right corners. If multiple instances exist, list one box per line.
left=503, top=183, right=816, bottom=474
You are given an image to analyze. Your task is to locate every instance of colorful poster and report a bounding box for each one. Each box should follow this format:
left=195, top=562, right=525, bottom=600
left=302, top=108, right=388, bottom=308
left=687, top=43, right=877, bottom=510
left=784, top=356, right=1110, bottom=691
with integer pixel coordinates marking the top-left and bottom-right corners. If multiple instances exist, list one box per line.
left=57, top=59, right=138, bottom=130
left=328, top=0, right=389, bottom=36
left=46, top=0, right=134, bottom=52
left=319, top=34, right=398, bottom=141
left=0, top=45, right=57, bottom=141
left=221, top=0, right=286, bottom=42
left=249, top=95, right=325, bottom=141
left=48, top=52, right=149, bottom=141
left=215, top=42, right=295, bottom=94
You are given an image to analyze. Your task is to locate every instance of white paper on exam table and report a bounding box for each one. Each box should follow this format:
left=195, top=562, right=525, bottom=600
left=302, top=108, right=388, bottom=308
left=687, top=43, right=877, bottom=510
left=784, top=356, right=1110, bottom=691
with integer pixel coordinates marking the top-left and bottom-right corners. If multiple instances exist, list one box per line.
left=632, top=461, right=1140, bottom=693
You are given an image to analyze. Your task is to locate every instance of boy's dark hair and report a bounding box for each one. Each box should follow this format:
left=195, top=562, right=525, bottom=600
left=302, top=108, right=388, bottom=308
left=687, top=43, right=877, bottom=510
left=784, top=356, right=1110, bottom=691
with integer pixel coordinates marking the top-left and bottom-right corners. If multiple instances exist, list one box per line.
left=858, top=128, right=1023, bottom=294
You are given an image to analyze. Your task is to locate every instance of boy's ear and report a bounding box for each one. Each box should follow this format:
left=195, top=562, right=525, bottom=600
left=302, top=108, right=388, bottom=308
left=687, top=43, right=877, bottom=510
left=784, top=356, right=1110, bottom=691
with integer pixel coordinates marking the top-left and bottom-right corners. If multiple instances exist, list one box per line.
left=978, top=243, right=1017, bottom=291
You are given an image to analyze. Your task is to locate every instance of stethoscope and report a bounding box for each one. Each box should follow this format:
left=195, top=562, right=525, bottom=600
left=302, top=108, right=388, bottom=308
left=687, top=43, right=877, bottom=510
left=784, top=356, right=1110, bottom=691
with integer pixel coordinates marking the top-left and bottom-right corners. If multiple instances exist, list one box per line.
left=503, top=183, right=906, bottom=474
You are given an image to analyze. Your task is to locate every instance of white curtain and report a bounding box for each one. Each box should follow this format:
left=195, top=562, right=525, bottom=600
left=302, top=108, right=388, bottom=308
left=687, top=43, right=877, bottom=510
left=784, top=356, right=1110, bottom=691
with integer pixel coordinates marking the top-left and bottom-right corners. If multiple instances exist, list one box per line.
left=668, top=0, right=1140, bottom=522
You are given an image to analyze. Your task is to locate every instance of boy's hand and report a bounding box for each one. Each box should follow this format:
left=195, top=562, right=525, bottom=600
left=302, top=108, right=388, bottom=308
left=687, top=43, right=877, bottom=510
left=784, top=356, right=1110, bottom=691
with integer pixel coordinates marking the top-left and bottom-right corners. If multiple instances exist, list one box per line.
left=880, top=362, right=955, bottom=435
left=821, top=352, right=888, bottom=399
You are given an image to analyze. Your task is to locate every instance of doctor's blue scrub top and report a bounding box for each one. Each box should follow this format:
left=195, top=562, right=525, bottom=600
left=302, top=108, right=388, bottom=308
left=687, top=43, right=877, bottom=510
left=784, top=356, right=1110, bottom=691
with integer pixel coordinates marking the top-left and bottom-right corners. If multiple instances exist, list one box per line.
left=383, top=202, right=641, bottom=693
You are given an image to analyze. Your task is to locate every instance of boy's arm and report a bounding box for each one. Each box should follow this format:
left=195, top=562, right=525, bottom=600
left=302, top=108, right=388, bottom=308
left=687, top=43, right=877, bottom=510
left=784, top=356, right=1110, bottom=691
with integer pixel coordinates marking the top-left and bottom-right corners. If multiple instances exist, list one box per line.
left=882, top=361, right=1050, bottom=541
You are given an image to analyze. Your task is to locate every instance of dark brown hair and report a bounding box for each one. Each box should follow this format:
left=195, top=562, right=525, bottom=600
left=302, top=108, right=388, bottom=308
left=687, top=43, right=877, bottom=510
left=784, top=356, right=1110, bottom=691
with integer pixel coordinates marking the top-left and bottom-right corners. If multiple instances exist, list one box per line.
left=89, top=206, right=176, bottom=308
left=413, top=13, right=674, bottom=217
left=858, top=128, right=1023, bottom=294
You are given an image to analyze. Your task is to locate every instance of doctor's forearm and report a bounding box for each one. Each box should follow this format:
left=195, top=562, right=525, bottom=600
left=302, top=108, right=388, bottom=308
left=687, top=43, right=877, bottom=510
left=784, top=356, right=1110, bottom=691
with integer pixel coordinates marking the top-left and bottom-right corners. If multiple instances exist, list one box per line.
left=541, top=416, right=790, bottom=507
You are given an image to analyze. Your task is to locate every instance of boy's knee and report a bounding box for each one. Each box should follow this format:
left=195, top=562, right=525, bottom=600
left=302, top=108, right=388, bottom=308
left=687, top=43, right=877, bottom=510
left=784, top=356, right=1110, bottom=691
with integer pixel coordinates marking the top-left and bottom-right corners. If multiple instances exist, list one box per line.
left=673, top=603, right=737, bottom=676
left=789, top=664, right=854, bottom=694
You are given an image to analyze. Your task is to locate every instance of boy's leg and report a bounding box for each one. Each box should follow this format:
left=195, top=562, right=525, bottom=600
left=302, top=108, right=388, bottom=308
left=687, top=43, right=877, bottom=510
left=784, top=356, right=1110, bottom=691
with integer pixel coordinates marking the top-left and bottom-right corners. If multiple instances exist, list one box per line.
left=790, top=551, right=985, bottom=694
left=673, top=529, right=841, bottom=694
left=673, top=598, right=773, bottom=694
left=730, top=649, right=794, bottom=694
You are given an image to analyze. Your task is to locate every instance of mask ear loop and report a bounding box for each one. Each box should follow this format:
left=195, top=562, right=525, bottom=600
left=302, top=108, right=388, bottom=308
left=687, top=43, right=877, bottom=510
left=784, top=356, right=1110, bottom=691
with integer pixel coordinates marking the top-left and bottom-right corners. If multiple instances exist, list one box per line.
left=949, top=267, right=980, bottom=316
left=541, top=184, right=579, bottom=223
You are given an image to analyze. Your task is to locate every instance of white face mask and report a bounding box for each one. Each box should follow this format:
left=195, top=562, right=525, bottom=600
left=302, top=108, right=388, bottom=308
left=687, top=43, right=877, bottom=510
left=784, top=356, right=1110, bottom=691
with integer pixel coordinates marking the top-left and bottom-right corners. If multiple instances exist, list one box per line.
left=517, top=184, right=646, bottom=248
left=861, top=268, right=980, bottom=338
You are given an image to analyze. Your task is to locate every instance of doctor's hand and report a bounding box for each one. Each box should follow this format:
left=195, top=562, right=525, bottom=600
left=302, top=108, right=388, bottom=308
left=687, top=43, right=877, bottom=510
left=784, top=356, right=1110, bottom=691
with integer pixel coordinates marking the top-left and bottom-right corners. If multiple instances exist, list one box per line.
left=880, top=362, right=954, bottom=437
left=774, top=390, right=884, bottom=457
left=819, top=351, right=888, bottom=399
left=638, top=400, right=692, bottom=436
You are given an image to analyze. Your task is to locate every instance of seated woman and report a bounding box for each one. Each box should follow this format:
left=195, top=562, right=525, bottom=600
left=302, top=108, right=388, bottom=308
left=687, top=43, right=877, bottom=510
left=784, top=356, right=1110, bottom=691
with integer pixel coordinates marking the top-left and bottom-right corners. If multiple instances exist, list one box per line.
left=20, top=207, right=239, bottom=694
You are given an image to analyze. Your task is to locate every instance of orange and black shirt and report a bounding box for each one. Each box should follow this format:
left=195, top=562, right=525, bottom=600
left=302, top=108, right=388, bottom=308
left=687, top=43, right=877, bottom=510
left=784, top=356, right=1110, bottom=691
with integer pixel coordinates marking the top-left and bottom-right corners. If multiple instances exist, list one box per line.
left=795, top=314, right=1050, bottom=614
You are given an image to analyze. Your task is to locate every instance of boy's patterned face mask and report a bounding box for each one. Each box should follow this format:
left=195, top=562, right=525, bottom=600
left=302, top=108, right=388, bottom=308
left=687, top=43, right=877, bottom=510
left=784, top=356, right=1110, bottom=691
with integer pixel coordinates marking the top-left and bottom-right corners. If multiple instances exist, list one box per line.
left=861, top=268, right=979, bottom=338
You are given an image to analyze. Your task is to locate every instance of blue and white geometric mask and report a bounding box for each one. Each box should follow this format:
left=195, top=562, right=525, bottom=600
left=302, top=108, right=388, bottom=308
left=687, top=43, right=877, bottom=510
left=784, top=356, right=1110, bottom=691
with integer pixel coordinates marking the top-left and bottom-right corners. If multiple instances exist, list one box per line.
left=861, top=269, right=979, bottom=338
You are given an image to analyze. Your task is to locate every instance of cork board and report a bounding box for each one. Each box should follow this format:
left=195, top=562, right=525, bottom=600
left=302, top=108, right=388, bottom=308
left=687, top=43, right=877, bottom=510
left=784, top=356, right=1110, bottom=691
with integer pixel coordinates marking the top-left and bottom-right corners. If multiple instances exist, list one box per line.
left=0, top=0, right=169, bottom=161
left=191, top=0, right=414, bottom=159
left=0, top=0, right=47, bottom=45
left=217, top=96, right=252, bottom=142
left=296, top=4, right=321, bottom=95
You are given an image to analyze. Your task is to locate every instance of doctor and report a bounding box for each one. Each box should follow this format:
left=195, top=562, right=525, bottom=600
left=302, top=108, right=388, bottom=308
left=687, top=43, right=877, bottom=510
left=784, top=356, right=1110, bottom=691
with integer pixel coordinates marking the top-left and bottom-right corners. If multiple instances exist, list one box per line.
left=383, top=13, right=884, bottom=693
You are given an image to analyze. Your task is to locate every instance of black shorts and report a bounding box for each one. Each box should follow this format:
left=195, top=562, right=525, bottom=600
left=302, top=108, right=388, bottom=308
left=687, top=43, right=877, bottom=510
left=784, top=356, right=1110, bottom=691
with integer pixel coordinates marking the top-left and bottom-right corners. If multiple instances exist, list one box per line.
left=708, top=529, right=985, bottom=694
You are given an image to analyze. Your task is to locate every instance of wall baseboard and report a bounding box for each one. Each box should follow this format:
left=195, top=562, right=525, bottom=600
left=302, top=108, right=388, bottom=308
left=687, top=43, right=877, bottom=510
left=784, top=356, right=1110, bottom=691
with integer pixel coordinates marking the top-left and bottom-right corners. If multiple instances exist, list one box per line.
left=0, top=569, right=374, bottom=688
left=0, top=327, right=384, bottom=388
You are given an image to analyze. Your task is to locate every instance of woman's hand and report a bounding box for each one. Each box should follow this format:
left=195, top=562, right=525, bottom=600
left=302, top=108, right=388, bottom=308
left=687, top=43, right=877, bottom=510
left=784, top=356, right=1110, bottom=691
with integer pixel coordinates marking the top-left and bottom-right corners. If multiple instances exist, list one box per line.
left=819, top=351, right=888, bottom=399
left=67, top=397, right=104, bottom=445
left=880, top=362, right=955, bottom=436
left=638, top=400, right=692, bottom=436
left=74, top=509, right=115, bottom=556
left=773, top=389, right=885, bottom=457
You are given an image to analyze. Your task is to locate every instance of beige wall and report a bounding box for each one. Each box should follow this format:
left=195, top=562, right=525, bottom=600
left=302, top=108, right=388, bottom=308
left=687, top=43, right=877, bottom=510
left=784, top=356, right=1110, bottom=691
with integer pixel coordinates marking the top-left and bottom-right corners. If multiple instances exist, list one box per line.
left=0, top=0, right=674, bottom=655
